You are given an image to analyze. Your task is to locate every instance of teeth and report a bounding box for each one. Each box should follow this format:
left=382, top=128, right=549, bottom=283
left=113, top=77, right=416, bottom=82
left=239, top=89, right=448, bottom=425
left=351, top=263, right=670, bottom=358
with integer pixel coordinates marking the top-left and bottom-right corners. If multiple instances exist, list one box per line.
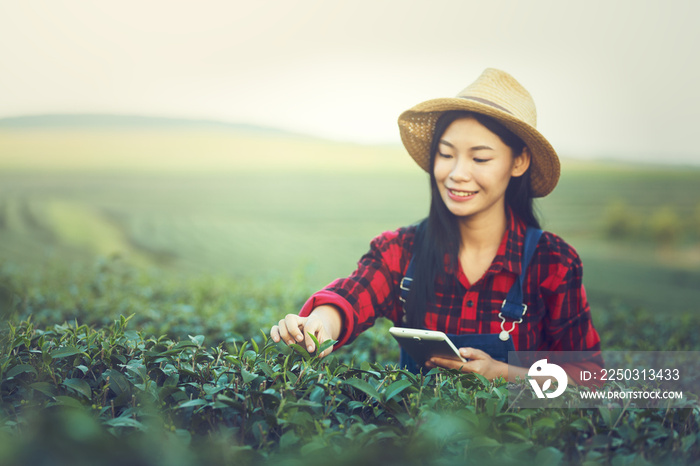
left=450, top=190, right=477, bottom=197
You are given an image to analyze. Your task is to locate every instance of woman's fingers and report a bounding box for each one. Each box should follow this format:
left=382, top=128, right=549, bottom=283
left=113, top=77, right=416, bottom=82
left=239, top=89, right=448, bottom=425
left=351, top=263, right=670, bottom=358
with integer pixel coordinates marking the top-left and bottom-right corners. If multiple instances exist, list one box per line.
left=270, top=314, right=334, bottom=357
left=459, top=347, right=488, bottom=360
left=284, top=314, right=306, bottom=344
left=270, top=325, right=281, bottom=343
left=427, top=356, right=469, bottom=372
left=302, top=317, right=331, bottom=353
left=270, top=314, right=305, bottom=345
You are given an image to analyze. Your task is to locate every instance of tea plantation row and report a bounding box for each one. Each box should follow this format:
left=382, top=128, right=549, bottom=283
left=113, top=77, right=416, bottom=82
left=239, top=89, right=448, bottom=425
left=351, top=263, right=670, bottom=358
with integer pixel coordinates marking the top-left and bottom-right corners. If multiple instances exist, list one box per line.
left=1, top=258, right=699, bottom=465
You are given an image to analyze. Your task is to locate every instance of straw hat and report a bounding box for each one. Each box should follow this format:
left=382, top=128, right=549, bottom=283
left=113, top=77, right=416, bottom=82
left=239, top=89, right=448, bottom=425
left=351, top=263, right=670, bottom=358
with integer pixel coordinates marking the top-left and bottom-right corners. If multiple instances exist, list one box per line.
left=398, top=68, right=560, bottom=197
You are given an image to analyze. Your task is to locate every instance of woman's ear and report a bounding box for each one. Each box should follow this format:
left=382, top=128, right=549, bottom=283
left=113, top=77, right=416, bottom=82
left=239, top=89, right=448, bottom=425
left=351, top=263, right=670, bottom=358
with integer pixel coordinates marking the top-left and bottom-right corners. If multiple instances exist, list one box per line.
left=511, top=147, right=531, bottom=177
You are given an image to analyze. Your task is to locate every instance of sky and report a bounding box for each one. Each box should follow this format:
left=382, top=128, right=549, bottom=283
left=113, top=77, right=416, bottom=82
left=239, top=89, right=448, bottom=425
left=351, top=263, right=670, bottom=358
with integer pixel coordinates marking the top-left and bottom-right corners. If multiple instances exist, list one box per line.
left=1, top=0, right=699, bottom=164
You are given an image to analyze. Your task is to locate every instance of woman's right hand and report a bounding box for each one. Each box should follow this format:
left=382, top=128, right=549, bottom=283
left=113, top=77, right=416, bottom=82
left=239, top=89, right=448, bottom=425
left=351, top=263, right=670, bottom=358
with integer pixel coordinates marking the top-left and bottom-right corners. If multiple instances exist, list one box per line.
left=269, top=307, right=339, bottom=357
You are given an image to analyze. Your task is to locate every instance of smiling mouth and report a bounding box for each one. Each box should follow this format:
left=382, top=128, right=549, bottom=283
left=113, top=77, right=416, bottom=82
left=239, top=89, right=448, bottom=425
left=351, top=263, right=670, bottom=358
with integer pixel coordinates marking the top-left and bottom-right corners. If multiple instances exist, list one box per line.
left=448, top=189, right=478, bottom=197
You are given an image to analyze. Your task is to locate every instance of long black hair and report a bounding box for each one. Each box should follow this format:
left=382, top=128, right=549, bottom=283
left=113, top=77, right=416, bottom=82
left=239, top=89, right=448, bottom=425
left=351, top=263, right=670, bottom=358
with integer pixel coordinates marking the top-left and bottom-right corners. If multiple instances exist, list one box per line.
left=403, top=110, right=540, bottom=327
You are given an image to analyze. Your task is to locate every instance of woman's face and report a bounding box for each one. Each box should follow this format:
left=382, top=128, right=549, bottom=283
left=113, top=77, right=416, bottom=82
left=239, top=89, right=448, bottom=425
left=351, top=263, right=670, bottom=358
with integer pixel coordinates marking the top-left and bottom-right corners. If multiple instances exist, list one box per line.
left=433, top=117, right=530, bottom=223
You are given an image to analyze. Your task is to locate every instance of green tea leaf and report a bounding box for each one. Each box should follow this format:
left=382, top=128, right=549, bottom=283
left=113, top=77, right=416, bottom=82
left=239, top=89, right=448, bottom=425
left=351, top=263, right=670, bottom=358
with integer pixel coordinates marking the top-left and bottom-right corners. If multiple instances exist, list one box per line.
left=318, top=339, right=337, bottom=354
left=216, top=395, right=242, bottom=409
left=598, top=406, right=613, bottom=428
left=51, top=346, right=84, bottom=359
left=503, top=422, right=529, bottom=441
left=238, top=341, right=249, bottom=359
left=52, top=395, right=84, bottom=408
left=105, top=369, right=130, bottom=396
left=383, top=379, right=412, bottom=401
left=343, top=378, right=381, bottom=402
left=106, top=416, right=145, bottom=430
left=289, top=344, right=311, bottom=360
left=300, top=439, right=326, bottom=457
left=158, top=341, right=198, bottom=356
left=6, top=364, right=37, bottom=379
left=307, top=332, right=320, bottom=352
left=177, top=399, right=207, bottom=409
left=472, top=372, right=489, bottom=387
left=257, top=361, right=276, bottom=378
left=287, top=400, right=323, bottom=409
left=289, top=411, right=314, bottom=429
left=535, top=447, right=564, bottom=466
left=123, top=330, right=140, bottom=342
left=164, top=373, right=179, bottom=387
left=682, top=434, right=697, bottom=452
left=469, top=436, right=501, bottom=448
left=188, top=334, right=205, bottom=348
left=241, top=367, right=258, bottom=384
left=30, top=382, right=56, bottom=398
left=533, top=417, right=557, bottom=431
left=62, top=378, right=92, bottom=399
left=570, top=418, right=591, bottom=431
left=279, top=430, right=300, bottom=451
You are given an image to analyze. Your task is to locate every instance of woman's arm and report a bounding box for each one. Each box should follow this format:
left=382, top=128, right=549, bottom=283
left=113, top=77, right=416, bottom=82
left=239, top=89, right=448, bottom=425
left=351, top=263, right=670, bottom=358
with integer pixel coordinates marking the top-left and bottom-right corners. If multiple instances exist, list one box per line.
left=541, top=249, right=604, bottom=384
left=271, top=227, right=412, bottom=354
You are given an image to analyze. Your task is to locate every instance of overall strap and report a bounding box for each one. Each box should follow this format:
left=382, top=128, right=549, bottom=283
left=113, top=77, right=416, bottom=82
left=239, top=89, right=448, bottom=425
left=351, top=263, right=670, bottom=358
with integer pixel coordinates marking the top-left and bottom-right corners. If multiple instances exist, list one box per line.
left=499, top=227, right=543, bottom=320
left=399, top=221, right=426, bottom=308
left=399, top=255, right=416, bottom=306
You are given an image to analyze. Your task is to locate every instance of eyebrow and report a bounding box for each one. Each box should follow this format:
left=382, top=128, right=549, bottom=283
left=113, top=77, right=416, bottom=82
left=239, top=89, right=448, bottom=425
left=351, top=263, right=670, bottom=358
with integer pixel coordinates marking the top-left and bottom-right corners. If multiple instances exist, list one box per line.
left=439, top=139, right=494, bottom=151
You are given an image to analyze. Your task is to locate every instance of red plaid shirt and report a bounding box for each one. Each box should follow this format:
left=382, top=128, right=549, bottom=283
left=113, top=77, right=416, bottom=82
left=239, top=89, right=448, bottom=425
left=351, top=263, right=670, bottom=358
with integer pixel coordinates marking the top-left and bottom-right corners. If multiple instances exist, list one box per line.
left=300, top=210, right=602, bottom=379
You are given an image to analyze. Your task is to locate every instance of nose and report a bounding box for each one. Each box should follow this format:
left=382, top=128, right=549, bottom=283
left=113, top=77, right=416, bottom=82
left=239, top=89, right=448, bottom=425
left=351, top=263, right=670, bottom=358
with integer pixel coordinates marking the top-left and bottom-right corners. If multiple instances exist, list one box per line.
left=449, top=156, right=472, bottom=182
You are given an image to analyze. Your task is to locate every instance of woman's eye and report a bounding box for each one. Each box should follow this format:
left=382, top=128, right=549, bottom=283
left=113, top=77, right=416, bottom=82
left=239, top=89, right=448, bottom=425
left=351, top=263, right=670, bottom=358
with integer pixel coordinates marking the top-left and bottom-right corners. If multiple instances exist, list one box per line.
left=438, top=152, right=453, bottom=159
left=474, top=158, right=490, bottom=163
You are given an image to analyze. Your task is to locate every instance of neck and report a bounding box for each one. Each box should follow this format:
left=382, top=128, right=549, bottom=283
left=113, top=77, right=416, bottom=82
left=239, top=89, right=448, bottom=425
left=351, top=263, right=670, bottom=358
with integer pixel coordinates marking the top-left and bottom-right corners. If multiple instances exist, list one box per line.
left=456, top=205, right=508, bottom=253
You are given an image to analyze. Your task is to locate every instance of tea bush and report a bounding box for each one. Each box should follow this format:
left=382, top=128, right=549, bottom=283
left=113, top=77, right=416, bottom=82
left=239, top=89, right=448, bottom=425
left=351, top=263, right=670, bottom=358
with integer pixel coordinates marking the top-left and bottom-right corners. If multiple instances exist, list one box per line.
left=1, top=258, right=700, bottom=465
left=601, top=200, right=698, bottom=246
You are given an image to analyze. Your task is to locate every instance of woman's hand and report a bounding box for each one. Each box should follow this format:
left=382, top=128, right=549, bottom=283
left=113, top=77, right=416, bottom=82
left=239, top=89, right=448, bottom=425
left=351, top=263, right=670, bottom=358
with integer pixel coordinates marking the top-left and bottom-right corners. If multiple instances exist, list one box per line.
left=425, top=347, right=507, bottom=381
left=269, top=306, right=341, bottom=358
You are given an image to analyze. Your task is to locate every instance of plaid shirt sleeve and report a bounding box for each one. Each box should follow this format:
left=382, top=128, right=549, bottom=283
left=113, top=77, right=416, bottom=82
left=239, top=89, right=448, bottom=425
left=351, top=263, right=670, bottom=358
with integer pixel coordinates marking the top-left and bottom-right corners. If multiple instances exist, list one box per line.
left=538, top=237, right=599, bottom=352
left=533, top=232, right=603, bottom=383
left=299, top=226, right=416, bottom=348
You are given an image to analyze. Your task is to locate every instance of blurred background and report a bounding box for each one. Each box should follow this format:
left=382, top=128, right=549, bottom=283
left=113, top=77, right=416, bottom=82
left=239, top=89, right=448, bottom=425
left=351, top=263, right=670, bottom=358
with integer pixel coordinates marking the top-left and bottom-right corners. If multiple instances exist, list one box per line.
left=1, top=0, right=699, bottom=317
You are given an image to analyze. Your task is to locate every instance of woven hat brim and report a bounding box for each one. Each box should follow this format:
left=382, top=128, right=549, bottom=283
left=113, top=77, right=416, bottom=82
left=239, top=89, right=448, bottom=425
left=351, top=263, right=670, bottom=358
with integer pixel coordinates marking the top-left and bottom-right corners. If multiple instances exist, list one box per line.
left=398, top=97, right=560, bottom=197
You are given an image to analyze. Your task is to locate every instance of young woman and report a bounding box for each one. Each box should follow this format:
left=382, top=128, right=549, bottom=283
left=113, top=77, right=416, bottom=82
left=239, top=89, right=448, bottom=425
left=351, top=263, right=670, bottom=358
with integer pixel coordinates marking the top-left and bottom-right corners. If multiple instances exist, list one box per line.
left=270, top=68, right=602, bottom=383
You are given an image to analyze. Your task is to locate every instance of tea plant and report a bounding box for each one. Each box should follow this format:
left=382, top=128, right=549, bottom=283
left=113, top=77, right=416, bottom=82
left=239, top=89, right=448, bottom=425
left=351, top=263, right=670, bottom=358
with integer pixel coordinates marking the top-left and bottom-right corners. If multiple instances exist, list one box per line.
left=1, top=259, right=700, bottom=465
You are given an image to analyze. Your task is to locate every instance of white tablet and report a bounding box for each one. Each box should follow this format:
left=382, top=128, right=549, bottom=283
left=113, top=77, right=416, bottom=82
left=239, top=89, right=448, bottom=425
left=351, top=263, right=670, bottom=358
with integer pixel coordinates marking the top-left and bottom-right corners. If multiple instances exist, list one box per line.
left=389, top=327, right=466, bottom=367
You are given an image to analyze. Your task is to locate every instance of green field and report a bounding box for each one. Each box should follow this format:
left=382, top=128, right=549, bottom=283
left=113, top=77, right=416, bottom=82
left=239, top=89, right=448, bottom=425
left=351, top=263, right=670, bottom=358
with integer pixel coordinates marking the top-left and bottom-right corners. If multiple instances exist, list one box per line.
left=1, top=126, right=699, bottom=316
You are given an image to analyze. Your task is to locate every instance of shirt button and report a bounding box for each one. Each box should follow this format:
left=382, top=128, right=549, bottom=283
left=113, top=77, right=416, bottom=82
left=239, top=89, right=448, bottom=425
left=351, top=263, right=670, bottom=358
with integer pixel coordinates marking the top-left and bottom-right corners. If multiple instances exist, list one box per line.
left=466, top=300, right=474, bottom=307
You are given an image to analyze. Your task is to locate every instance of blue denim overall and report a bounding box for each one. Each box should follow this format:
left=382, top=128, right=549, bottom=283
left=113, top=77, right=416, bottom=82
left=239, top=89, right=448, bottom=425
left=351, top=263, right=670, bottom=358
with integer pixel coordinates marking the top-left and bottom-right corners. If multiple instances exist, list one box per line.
left=398, top=227, right=542, bottom=374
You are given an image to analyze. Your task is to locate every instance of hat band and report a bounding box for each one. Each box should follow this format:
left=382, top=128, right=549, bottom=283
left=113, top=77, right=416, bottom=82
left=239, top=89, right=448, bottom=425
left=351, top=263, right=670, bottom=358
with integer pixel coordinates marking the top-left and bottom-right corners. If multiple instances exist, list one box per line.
left=459, top=96, right=513, bottom=115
